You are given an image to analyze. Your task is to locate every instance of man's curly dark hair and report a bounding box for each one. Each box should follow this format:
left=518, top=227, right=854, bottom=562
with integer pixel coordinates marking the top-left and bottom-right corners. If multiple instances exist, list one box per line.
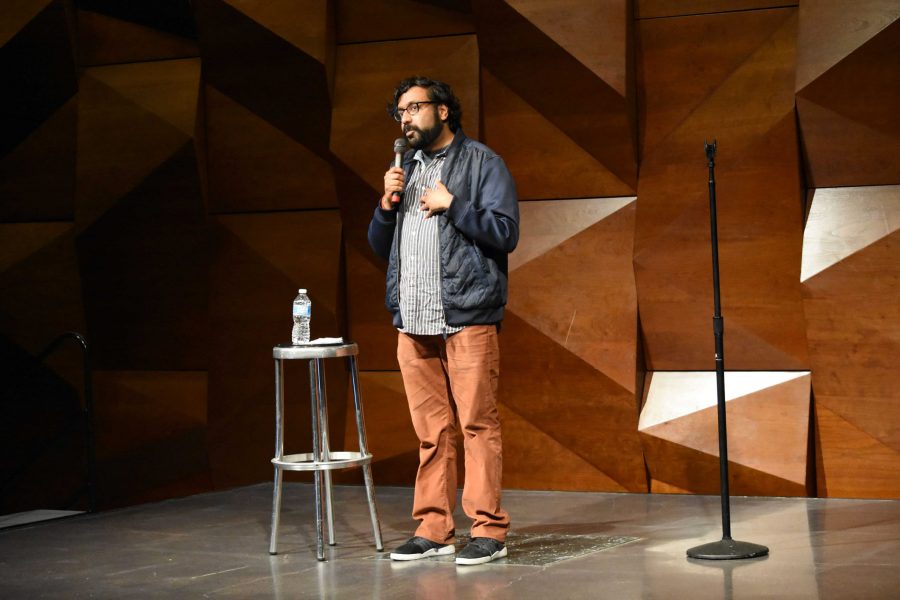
left=387, top=76, right=463, bottom=132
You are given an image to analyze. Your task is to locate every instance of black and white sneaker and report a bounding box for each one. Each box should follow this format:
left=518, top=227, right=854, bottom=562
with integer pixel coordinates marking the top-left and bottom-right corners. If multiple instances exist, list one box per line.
left=389, top=536, right=456, bottom=561
left=455, top=537, right=507, bottom=565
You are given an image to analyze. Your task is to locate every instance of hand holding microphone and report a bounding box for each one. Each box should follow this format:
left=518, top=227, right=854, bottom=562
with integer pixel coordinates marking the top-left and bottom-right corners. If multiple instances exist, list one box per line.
left=381, top=138, right=408, bottom=210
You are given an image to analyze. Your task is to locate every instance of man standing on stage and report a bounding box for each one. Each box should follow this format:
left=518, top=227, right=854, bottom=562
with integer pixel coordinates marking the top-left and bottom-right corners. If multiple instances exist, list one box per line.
left=368, top=76, right=519, bottom=566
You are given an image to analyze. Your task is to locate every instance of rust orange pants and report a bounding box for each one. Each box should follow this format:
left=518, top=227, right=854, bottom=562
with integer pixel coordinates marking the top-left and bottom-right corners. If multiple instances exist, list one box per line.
left=396, top=325, right=510, bottom=543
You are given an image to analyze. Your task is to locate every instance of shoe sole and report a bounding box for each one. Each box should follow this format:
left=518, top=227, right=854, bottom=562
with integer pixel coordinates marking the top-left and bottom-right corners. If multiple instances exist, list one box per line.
left=455, top=546, right=508, bottom=565
left=390, top=544, right=455, bottom=561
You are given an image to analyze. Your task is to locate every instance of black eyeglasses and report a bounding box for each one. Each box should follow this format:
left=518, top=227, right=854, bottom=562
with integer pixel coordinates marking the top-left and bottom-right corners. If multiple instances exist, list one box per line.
left=393, top=101, right=436, bottom=121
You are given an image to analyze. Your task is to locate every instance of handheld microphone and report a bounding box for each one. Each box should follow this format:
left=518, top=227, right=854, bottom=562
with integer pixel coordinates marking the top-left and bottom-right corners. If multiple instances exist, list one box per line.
left=391, top=137, right=407, bottom=204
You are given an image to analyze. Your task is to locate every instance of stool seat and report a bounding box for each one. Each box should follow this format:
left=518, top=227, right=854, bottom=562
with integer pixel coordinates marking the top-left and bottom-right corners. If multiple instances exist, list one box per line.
left=268, top=340, right=383, bottom=560
left=273, top=342, right=358, bottom=360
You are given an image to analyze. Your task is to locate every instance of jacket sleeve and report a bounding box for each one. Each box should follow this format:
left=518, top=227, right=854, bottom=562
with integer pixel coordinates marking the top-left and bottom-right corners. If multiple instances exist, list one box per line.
left=368, top=204, right=397, bottom=260
left=444, top=154, right=519, bottom=253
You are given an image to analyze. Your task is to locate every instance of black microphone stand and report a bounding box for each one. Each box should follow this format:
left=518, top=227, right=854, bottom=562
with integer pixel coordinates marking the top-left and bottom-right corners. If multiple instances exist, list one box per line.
left=686, top=141, right=769, bottom=561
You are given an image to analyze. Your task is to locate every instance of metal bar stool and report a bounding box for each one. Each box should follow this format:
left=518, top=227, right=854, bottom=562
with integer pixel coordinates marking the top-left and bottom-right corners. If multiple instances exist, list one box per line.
left=268, top=342, right=383, bottom=560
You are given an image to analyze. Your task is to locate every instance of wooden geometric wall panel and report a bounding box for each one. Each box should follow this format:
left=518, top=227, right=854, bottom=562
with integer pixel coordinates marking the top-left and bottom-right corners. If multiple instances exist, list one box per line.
left=203, top=84, right=338, bottom=212
left=509, top=199, right=638, bottom=393
left=815, top=405, right=900, bottom=500
left=0, top=229, right=84, bottom=360
left=801, top=186, right=900, bottom=282
left=0, top=337, right=87, bottom=514
left=476, top=0, right=636, bottom=193
left=795, top=0, right=898, bottom=92
left=635, top=7, right=808, bottom=371
left=639, top=371, right=812, bottom=496
left=194, top=0, right=333, bottom=156
left=501, top=313, right=645, bottom=492
left=638, top=8, right=796, bottom=157
left=802, top=186, right=900, bottom=498
left=503, top=198, right=645, bottom=492
left=0, top=223, right=71, bottom=275
left=2, top=0, right=53, bottom=43
left=92, top=370, right=210, bottom=509
left=215, top=0, right=334, bottom=69
left=508, top=197, right=635, bottom=273
left=206, top=211, right=346, bottom=489
left=85, top=59, right=200, bottom=137
left=76, top=64, right=198, bottom=229
left=74, top=59, right=206, bottom=372
left=77, top=0, right=197, bottom=41
left=636, top=1, right=794, bottom=19
left=76, top=3, right=199, bottom=66
left=76, top=143, right=208, bottom=371
left=501, top=401, right=630, bottom=491
left=507, top=0, right=629, bottom=96
left=0, top=98, right=76, bottom=223
left=1, top=0, right=77, bottom=222
left=194, top=0, right=336, bottom=213
left=481, top=67, right=634, bottom=201
left=1, top=0, right=76, bottom=154
left=796, top=3, right=900, bottom=188
left=336, top=0, right=474, bottom=44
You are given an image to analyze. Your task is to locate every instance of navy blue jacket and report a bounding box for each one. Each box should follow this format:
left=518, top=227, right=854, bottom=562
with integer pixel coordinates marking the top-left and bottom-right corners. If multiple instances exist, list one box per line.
left=368, top=129, right=519, bottom=329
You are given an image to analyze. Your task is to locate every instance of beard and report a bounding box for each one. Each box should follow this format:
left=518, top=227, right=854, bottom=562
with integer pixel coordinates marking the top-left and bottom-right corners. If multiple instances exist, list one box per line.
left=405, top=119, right=444, bottom=150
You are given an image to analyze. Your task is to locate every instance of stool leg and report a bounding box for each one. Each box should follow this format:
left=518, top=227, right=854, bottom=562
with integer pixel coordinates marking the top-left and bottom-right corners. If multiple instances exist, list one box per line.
left=310, top=360, right=326, bottom=561
left=323, top=471, right=336, bottom=546
left=314, top=471, right=326, bottom=561
left=361, top=465, right=383, bottom=551
left=269, top=467, right=283, bottom=555
left=315, top=358, right=336, bottom=546
left=269, top=358, right=285, bottom=555
left=350, top=355, right=384, bottom=551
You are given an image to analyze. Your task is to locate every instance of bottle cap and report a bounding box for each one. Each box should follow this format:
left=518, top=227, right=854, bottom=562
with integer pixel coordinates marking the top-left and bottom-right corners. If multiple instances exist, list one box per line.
left=298, top=289, right=307, bottom=293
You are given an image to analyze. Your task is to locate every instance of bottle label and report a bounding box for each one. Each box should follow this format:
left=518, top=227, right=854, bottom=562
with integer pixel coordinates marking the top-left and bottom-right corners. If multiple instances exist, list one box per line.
left=293, top=304, right=311, bottom=317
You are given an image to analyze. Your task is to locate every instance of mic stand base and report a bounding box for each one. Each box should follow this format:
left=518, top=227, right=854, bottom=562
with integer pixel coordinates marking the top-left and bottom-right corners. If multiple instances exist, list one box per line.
left=687, top=537, right=769, bottom=560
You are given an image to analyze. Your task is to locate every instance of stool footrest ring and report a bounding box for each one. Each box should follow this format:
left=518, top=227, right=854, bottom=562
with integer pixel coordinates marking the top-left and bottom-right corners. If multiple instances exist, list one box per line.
left=272, top=451, right=372, bottom=471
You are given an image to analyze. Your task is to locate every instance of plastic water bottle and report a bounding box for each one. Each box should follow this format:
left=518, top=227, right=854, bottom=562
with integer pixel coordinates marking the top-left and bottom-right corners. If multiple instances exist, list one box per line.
left=292, top=289, right=311, bottom=345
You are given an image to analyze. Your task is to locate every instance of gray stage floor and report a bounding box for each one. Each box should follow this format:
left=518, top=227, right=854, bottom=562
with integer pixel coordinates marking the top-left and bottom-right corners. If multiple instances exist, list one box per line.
left=1, top=483, right=899, bottom=599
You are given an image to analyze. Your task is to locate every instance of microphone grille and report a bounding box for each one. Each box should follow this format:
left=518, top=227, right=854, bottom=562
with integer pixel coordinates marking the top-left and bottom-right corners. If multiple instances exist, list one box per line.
left=393, top=138, right=408, bottom=153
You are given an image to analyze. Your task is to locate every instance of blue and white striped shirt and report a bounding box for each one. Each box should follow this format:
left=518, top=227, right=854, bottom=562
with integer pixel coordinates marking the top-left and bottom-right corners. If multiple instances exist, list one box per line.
left=398, top=147, right=464, bottom=336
